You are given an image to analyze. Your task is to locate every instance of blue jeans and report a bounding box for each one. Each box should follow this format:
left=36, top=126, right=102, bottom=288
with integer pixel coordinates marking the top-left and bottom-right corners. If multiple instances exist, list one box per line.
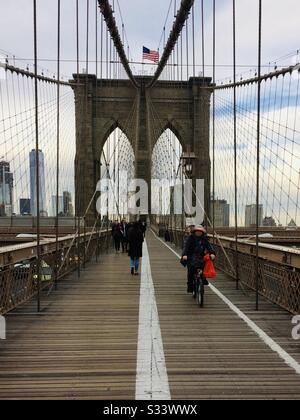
left=130, top=257, right=140, bottom=272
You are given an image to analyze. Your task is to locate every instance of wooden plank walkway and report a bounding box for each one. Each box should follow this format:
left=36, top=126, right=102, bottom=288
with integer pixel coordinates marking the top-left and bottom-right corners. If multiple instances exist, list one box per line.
left=0, top=251, right=140, bottom=400
left=0, top=231, right=300, bottom=400
left=147, top=232, right=300, bottom=400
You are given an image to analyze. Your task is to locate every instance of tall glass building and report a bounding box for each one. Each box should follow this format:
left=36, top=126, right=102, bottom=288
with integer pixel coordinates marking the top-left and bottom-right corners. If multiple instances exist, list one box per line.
left=0, top=161, right=14, bottom=216
left=20, top=198, right=31, bottom=215
left=245, top=204, right=263, bottom=227
left=29, top=149, right=47, bottom=217
left=51, top=195, right=64, bottom=217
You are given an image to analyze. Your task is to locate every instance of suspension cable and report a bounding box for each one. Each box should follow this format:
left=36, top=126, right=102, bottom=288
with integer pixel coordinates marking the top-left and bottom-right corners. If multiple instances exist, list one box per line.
left=33, top=0, right=41, bottom=312
left=98, top=0, right=137, bottom=87
left=212, top=0, right=216, bottom=242
left=148, top=97, right=237, bottom=275
left=232, top=0, right=239, bottom=289
left=148, top=0, right=195, bottom=87
left=54, top=0, right=61, bottom=291
left=255, top=0, right=263, bottom=311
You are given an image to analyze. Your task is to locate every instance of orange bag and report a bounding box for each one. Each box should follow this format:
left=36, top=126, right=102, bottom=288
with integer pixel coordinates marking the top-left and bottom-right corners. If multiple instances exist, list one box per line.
left=203, top=255, right=216, bottom=279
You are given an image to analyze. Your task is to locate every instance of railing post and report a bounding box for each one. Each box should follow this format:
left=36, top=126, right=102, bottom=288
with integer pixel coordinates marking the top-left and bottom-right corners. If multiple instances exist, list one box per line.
left=77, top=216, right=81, bottom=278
left=96, top=217, right=100, bottom=263
left=83, top=216, right=86, bottom=269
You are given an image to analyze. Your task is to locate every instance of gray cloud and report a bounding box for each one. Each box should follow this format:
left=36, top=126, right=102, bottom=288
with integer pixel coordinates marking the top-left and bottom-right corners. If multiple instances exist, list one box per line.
left=0, top=1, right=298, bottom=81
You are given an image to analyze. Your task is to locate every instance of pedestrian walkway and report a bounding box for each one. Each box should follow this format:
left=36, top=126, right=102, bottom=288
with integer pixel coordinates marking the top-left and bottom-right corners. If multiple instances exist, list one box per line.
left=0, top=232, right=300, bottom=400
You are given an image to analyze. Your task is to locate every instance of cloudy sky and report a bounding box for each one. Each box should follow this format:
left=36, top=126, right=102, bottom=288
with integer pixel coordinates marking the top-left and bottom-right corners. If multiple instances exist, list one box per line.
left=0, top=0, right=299, bottom=81
left=0, top=1, right=299, bottom=223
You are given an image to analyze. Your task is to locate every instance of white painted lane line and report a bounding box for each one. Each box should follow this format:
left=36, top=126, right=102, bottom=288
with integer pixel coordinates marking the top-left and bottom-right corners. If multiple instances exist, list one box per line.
left=135, top=239, right=171, bottom=400
left=151, top=229, right=300, bottom=376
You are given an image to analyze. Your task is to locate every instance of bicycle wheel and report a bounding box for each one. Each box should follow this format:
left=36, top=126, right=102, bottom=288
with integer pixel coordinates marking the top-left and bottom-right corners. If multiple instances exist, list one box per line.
left=197, top=279, right=204, bottom=308
left=192, top=279, right=197, bottom=299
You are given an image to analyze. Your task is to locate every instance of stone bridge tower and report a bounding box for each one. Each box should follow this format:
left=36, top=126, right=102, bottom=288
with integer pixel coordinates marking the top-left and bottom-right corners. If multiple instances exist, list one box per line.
left=72, top=75, right=212, bottom=224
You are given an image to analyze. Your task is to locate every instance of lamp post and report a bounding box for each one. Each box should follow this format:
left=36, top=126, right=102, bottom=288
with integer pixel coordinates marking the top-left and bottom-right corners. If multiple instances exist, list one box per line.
left=106, top=163, right=110, bottom=253
left=0, top=156, right=5, bottom=217
left=180, top=151, right=196, bottom=228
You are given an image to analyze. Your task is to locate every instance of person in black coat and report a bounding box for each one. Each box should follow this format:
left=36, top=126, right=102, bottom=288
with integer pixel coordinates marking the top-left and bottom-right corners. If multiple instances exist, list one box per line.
left=120, top=219, right=129, bottom=253
left=182, top=225, right=216, bottom=292
left=111, top=221, right=122, bottom=253
left=127, top=222, right=144, bottom=275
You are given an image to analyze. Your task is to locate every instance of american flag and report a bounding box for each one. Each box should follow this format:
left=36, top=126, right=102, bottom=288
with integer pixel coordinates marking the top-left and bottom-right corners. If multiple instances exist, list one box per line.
left=143, top=46, right=159, bottom=64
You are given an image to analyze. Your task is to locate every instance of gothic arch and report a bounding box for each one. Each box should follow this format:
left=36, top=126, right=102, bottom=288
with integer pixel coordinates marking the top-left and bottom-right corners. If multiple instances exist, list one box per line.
left=96, top=119, right=134, bottom=161
left=151, top=119, right=188, bottom=152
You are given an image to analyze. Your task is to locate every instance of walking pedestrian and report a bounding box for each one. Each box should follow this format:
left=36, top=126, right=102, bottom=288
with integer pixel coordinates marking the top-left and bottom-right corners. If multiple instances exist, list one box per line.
left=127, top=222, right=144, bottom=275
left=112, top=221, right=122, bottom=253
left=120, top=219, right=129, bottom=253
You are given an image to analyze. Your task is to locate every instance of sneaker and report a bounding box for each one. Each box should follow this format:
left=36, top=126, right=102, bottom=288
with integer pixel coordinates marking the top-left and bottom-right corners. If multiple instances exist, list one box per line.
left=134, top=272, right=139, bottom=276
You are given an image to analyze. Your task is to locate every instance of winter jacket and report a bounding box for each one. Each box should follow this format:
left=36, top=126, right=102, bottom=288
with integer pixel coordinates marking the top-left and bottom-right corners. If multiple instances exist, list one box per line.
left=182, top=234, right=215, bottom=269
left=128, top=226, right=144, bottom=258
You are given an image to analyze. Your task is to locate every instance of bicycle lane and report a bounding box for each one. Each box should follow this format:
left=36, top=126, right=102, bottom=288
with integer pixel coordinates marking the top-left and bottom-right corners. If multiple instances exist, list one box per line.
left=144, top=230, right=300, bottom=400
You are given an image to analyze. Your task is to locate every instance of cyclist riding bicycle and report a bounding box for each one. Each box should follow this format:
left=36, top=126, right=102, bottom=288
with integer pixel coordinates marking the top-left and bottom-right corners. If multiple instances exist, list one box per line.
left=182, top=225, right=216, bottom=293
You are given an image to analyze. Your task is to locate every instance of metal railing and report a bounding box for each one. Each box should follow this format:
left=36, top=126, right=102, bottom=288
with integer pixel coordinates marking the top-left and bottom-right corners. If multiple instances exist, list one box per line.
left=0, top=229, right=112, bottom=315
left=157, top=225, right=300, bottom=315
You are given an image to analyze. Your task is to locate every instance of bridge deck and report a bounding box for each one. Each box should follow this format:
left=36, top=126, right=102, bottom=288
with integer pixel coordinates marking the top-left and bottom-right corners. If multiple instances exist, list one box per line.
left=0, top=232, right=300, bottom=400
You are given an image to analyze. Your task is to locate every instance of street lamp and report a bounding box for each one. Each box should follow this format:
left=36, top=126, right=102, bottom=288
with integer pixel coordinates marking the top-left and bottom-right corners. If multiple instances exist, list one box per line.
left=180, top=151, right=196, bottom=229
left=0, top=156, right=5, bottom=217
left=180, top=151, right=196, bottom=178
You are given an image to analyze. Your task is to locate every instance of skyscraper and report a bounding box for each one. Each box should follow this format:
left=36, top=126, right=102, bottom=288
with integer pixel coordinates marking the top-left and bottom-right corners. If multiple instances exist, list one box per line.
left=20, top=198, right=31, bottom=215
left=245, top=204, right=263, bottom=227
left=51, top=195, right=64, bottom=217
left=63, top=191, right=74, bottom=216
left=0, top=161, right=14, bottom=216
left=29, top=149, right=46, bottom=217
left=210, top=199, right=230, bottom=227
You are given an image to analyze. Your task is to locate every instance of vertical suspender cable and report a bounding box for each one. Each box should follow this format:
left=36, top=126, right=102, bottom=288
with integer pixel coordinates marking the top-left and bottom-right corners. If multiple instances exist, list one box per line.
left=121, top=23, right=125, bottom=79
left=233, top=0, right=239, bottom=289
left=177, top=36, right=179, bottom=81
left=201, top=0, right=205, bottom=79
left=212, top=0, right=216, bottom=243
left=109, top=34, right=112, bottom=80
left=186, top=20, right=189, bottom=80
left=55, top=0, right=61, bottom=290
left=201, top=0, right=207, bottom=224
left=256, top=0, right=263, bottom=311
left=192, top=4, right=195, bottom=78
left=33, top=0, right=41, bottom=312
left=76, top=0, right=81, bottom=278
left=76, top=0, right=79, bottom=89
left=106, top=28, right=109, bottom=78
left=180, top=31, right=183, bottom=83
left=100, top=15, right=104, bottom=80
left=83, top=0, right=90, bottom=268
left=86, top=0, right=89, bottom=75
left=95, top=0, right=100, bottom=262
left=95, top=0, right=98, bottom=78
